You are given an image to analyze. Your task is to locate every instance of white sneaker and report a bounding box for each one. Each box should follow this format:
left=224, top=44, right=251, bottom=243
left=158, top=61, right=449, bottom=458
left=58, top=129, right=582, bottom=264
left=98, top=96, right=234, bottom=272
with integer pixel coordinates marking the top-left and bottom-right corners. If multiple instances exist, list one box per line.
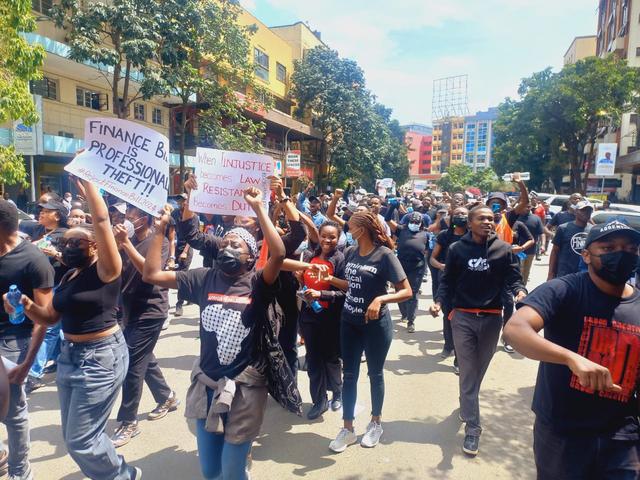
left=329, top=428, right=357, bottom=453
left=360, top=421, right=383, bottom=448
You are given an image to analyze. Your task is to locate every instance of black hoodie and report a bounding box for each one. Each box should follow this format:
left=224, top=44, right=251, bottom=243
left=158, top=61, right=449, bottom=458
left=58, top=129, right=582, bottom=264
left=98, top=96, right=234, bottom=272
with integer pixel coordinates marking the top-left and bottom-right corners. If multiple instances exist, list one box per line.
left=436, top=232, right=525, bottom=310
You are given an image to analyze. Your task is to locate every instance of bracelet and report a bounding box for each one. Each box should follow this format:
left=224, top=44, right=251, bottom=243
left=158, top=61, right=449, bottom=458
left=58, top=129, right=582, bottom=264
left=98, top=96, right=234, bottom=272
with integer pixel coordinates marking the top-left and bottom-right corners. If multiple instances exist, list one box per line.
left=279, top=197, right=291, bottom=203
left=169, top=256, right=176, bottom=260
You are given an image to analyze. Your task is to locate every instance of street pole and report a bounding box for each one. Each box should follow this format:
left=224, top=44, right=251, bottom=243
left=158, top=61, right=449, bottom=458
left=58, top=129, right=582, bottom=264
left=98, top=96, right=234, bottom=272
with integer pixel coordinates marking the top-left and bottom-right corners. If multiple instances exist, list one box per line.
left=29, top=155, right=36, bottom=202
left=600, top=176, right=605, bottom=195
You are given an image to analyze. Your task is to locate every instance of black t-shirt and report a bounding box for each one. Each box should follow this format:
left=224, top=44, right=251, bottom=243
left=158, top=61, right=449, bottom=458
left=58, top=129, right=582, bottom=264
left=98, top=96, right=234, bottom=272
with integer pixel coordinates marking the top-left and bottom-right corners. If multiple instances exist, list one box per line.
left=121, top=234, right=169, bottom=324
left=435, top=230, right=464, bottom=263
left=549, top=210, right=574, bottom=228
left=552, top=222, right=589, bottom=277
left=519, top=273, right=640, bottom=438
left=396, top=226, right=429, bottom=270
left=511, top=220, right=533, bottom=248
left=0, top=240, right=54, bottom=338
left=170, top=209, right=188, bottom=254
left=176, top=268, right=277, bottom=380
left=517, top=213, right=544, bottom=255
left=44, top=227, right=70, bottom=285
left=342, top=245, right=406, bottom=325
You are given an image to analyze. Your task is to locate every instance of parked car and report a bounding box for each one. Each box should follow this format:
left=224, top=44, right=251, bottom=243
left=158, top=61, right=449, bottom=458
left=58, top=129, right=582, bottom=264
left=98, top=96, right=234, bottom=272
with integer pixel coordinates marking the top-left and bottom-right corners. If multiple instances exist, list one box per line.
left=545, top=194, right=603, bottom=214
left=608, top=203, right=640, bottom=214
left=591, top=210, right=640, bottom=231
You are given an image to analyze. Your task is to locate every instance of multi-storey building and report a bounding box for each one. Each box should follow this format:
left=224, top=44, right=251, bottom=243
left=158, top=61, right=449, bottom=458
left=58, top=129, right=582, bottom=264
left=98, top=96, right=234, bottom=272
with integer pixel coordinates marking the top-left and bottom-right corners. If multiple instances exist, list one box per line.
left=463, top=108, right=498, bottom=171
left=594, top=0, right=640, bottom=201
left=431, top=116, right=465, bottom=174
left=403, top=124, right=433, bottom=178
left=564, top=35, right=597, bottom=65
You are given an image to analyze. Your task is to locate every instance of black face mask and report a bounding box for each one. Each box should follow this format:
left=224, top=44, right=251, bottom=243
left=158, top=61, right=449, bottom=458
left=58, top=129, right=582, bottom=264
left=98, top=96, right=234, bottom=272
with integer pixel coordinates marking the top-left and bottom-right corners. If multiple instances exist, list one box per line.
left=452, top=216, right=468, bottom=228
left=592, top=251, right=638, bottom=285
left=216, top=247, right=246, bottom=275
left=62, top=246, right=91, bottom=269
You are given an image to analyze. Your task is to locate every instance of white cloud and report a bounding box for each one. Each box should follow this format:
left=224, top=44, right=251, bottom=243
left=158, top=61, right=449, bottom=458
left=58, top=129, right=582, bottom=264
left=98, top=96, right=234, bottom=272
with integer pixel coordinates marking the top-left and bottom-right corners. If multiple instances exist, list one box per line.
left=263, top=0, right=597, bottom=124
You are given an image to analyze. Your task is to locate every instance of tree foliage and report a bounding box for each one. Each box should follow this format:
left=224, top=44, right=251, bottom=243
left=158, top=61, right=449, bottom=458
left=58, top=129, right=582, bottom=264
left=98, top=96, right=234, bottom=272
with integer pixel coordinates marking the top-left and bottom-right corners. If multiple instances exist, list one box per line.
left=0, top=0, right=44, bottom=187
left=436, top=164, right=503, bottom=194
left=291, top=47, right=408, bottom=189
left=493, top=56, right=640, bottom=193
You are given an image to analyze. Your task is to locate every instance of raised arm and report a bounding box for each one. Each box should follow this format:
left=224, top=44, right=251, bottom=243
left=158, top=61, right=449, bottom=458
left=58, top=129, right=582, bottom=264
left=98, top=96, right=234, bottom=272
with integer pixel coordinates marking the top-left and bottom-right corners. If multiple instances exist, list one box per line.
left=429, top=243, right=446, bottom=271
left=74, top=177, right=121, bottom=283
left=512, top=172, right=530, bottom=216
left=142, top=211, right=178, bottom=289
left=327, top=188, right=346, bottom=227
left=384, top=201, right=399, bottom=233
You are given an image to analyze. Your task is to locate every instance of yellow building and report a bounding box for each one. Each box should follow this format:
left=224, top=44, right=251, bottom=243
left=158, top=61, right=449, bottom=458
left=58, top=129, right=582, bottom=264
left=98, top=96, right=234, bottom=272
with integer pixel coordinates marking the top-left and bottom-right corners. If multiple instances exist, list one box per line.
left=564, top=35, right=597, bottom=65
left=431, top=116, right=465, bottom=175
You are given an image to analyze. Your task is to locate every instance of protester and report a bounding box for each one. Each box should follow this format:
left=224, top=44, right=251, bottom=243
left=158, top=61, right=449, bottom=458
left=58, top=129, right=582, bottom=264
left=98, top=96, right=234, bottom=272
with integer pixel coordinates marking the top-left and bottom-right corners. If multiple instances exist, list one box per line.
left=505, top=220, right=640, bottom=479
left=169, top=194, right=193, bottom=317
left=0, top=199, right=53, bottom=480
left=283, top=221, right=345, bottom=419
left=5, top=177, right=141, bottom=479
left=67, top=208, right=86, bottom=227
left=430, top=205, right=526, bottom=457
left=547, top=200, right=593, bottom=280
left=142, top=187, right=290, bottom=480
left=323, top=211, right=411, bottom=452
left=297, top=182, right=327, bottom=227
left=517, top=207, right=545, bottom=286
left=110, top=205, right=178, bottom=448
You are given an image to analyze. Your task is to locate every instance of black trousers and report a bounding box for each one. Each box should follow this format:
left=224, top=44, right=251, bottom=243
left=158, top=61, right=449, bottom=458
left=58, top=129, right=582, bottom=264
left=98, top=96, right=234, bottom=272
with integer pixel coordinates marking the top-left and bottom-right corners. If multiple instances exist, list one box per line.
left=299, top=312, right=342, bottom=406
left=117, top=317, right=172, bottom=423
left=176, top=248, right=193, bottom=307
left=277, top=273, right=299, bottom=377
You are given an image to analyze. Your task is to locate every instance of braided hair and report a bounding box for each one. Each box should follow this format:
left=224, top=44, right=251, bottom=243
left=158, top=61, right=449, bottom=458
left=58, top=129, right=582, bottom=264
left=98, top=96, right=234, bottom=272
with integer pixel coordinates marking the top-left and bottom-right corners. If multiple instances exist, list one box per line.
left=349, top=211, right=395, bottom=250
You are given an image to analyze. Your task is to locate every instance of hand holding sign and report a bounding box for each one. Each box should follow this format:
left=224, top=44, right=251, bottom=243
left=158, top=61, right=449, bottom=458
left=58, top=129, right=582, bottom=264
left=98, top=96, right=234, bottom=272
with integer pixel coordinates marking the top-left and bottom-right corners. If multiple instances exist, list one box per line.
left=184, top=174, right=198, bottom=194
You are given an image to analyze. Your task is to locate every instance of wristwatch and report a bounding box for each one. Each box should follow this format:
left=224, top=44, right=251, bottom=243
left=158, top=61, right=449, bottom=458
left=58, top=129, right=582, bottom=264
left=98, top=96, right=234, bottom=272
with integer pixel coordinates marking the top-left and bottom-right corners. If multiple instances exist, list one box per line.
left=279, top=196, right=291, bottom=203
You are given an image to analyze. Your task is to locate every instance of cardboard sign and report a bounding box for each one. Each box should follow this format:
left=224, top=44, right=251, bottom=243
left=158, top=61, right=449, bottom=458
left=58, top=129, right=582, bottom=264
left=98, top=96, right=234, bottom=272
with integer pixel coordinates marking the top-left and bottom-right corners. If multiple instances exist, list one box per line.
left=595, top=143, right=617, bottom=177
left=189, top=147, right=273, bottom=217
left=65, top=118, right=169, bottom=216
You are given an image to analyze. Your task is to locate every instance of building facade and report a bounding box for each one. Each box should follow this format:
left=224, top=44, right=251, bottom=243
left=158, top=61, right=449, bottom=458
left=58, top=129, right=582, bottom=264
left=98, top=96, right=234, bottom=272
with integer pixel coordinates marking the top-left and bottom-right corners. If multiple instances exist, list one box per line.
left=564, top=35, right=597, bottom=65
left=463, top=107, right=498, bottom=171
left=403, top=124, right=433, bottom=178
left=431, top=116, right=465, bottom=174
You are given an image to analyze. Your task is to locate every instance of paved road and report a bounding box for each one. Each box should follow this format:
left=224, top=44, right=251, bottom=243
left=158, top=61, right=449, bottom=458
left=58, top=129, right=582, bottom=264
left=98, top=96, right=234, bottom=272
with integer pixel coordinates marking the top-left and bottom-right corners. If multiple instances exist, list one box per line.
left=16, top=256, right=551, bottom=479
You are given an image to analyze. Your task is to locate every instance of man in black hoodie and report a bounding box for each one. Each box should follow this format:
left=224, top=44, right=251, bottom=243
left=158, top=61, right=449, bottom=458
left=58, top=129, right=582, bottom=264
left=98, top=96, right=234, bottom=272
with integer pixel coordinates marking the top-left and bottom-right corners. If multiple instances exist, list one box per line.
left=430, top=205, right=526, bottom=457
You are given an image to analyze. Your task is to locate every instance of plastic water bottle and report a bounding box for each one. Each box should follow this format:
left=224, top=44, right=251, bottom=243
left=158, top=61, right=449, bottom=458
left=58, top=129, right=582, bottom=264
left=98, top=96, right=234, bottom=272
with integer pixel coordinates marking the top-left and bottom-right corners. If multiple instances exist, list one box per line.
left=302, top=286, right=323, bottom=313
left=502, top=172, right=531, bottom=182
left=517, top=251, right=527, bottom=261
left=6, top=285, right=25, bottom=325
left=37, top=235, right=52, bottom=250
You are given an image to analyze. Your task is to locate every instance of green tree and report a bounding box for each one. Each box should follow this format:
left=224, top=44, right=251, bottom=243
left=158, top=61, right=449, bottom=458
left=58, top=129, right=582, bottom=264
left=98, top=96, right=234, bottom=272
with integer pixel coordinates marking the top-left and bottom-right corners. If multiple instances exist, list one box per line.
left=436, top=164, right=474, bottom=193
left=0, top=0, right=45, bottom=187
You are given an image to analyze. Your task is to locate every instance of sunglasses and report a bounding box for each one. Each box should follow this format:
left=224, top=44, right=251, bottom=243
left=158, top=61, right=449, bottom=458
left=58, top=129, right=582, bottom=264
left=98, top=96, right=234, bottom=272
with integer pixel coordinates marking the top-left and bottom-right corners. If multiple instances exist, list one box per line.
left=59, top=238, right=95, bottom=248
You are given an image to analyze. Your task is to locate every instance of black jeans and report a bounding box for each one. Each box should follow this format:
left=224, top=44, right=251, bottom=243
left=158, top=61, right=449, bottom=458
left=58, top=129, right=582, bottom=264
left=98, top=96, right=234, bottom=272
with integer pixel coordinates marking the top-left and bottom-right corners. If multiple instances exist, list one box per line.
left=534, top=417, right=640, bottom=479
left=398, top=265, right=425, bottom=323
left=299, top=311, right=342, bottom=406
left=175, top=248, right=193, bottom=307
left=117, top=318, right=172, bottom=423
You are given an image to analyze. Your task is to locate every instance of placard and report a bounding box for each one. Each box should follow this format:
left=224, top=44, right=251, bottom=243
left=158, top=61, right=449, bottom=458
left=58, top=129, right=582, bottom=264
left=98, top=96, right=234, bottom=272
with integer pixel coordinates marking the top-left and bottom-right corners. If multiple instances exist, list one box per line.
left=189, top=147, right=273, bottom=217
left=595, top=143, right=617, bottom=177
left=64, top=118, right=169, bottom=216
left=286, top=150, right=301, bottom=177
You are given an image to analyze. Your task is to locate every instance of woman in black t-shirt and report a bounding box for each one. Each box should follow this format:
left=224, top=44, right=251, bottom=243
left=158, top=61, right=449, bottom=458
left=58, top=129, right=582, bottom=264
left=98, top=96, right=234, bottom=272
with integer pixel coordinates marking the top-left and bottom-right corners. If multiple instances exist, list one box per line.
left=10, top=177, right=140, bottom=479
left=142, top=187, right=287, bottom=480
left=323, top=211, right=412, bottom=453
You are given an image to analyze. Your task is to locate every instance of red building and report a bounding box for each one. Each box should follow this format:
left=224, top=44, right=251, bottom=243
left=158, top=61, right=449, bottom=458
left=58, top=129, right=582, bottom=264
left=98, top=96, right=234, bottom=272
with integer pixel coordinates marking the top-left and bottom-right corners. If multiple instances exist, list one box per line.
left=404, top=124, right=433, bottom=176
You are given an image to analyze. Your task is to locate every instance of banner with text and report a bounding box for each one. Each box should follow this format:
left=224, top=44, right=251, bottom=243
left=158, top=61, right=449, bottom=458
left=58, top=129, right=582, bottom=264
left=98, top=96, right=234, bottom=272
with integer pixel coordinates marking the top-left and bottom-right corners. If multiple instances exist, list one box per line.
left=595, top=143, right=617, bottom=177
left=64, top=118, right=169, bottom=217
left=189, top=147, right=273, bottom=217
left=286, top=150, right=301, bottom=177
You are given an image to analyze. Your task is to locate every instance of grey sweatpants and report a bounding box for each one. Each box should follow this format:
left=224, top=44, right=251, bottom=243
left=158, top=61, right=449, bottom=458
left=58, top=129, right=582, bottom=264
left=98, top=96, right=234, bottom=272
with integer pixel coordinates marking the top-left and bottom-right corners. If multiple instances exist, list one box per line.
left=451, top=310, right=502, bottom=437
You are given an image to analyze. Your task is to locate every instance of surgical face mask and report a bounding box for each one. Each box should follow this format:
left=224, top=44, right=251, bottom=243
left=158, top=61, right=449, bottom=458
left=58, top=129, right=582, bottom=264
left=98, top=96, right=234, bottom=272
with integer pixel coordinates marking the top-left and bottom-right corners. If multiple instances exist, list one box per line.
left=592, top=251, right=639, bottom=285
left=408, top=223, right=420, bottom=232
left=452, top=216, right=468, bottom=228
left=216, top=247, right=246, bottom=275
left=345, top=232, right=357, bottom=246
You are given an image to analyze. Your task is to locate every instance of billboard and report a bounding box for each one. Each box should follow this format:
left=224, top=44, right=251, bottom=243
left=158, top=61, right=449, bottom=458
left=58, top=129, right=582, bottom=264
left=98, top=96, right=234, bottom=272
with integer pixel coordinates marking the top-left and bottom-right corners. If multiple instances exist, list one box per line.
left=595, top=143, right=617, bottom=177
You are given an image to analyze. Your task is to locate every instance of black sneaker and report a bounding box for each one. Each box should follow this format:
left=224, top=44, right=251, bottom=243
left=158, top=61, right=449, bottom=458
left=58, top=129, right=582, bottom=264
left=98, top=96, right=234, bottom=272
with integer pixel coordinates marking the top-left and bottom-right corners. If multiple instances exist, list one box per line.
left=25, top=376, right=45, bottom=394
left=462, top=435, right=479, bottom=456
left=330, top=393, right=342, bottom=412
left=307, top=401, right=328, bottom=420
left=148, top=391, right=180, bottom=421
left=174, top=304, right=183, bottom=317
left=440, top=348, right=453, bottom=359
left=111, top=422, right=140, bottom=448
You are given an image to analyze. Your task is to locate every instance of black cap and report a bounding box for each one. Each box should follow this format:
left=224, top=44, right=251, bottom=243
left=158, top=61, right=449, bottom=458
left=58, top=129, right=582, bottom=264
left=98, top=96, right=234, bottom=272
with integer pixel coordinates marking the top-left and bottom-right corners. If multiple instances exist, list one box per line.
left=585, top=220, right=640, bottom=248
left=308, top=195, right=320, bottom=203
left=486, top=192, right=509, bottom=206
left=39, top=200, right=67, bottom=215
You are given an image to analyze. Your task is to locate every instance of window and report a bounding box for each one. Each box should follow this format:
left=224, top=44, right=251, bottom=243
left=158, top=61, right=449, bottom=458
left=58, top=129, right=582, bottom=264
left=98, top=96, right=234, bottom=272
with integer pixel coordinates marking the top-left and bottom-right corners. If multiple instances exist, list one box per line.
left=152, top=107, right=163, bottom=125
left=254, top=48, right=269, bottom=81
left=30, top=76, right=57, bottom=100
left=32, top=0, right=52, bottom=14
left=76, top=87, right=103, bottom=110
left=636, top=47, right=640, bottom=56
left=276, top=62, right=286, bottom=83
left=134, top=103, right=145, bottom=121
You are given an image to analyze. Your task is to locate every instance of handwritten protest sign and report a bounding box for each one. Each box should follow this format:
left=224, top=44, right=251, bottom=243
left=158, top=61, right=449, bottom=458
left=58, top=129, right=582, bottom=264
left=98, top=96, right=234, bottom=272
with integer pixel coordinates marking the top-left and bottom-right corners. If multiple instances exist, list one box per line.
left=189, top=147, right=273, bottom=217
left=64, top=118, right=169, bottom=216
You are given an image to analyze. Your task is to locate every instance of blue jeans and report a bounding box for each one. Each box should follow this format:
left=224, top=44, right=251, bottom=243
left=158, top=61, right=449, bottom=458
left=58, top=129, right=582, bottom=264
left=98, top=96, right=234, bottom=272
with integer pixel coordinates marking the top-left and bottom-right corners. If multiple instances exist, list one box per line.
left=57, top=331, right=135, bottom=480
left=196, top=388, right=252, bottom=480
left=341, top=311, right=393, bottom=421
left=29, top=323, right=61, bottom=378
left=0, top=336, right=31, bottom=476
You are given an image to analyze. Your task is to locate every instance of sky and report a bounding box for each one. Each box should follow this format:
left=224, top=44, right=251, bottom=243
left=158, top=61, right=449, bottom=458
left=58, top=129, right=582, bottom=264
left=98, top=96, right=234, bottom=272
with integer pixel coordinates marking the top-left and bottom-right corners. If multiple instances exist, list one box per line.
left=239, top=0, right=598, bottom=126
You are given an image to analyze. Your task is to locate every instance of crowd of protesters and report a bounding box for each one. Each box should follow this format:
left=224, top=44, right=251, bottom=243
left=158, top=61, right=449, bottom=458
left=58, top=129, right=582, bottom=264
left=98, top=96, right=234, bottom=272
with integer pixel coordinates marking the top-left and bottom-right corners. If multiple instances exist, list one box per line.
left=0, top=165, right=637, bottom=480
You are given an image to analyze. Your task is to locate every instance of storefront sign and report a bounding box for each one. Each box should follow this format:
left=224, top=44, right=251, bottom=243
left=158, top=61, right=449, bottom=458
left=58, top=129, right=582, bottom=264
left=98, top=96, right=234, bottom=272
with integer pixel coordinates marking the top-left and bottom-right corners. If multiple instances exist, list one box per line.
left=595, top=143, right=617, bottom=177
left=13, top=95, right=44, bottom=155
left=65, top=118, right=169, bottom=216
left=286, top=150, right=301, bottom=177
left=189, top=147, right=273, bottom=217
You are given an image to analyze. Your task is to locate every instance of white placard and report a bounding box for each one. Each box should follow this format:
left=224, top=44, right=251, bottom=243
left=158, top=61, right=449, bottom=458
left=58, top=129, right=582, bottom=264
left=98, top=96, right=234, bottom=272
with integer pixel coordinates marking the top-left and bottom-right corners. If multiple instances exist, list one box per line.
left=595, top=143, right=617, bottom=177
left=189, top=147, right=272, bottom=217
left=286, top=150, right=301, bottom=177
left=64, top=118, right=169, bottom=216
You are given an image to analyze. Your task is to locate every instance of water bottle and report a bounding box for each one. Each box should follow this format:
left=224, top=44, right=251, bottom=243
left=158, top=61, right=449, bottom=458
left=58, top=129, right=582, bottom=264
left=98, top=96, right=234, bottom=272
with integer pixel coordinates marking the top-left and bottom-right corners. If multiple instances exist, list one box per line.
left=302, top=286, right=323, bottom=313
left=37, top=235, right=51, bottom=250
left=6, top=285, right=25, bottom=325
left=517, top=251, right=527, bottom=261
left=502, top=172, right=531, bottom=182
